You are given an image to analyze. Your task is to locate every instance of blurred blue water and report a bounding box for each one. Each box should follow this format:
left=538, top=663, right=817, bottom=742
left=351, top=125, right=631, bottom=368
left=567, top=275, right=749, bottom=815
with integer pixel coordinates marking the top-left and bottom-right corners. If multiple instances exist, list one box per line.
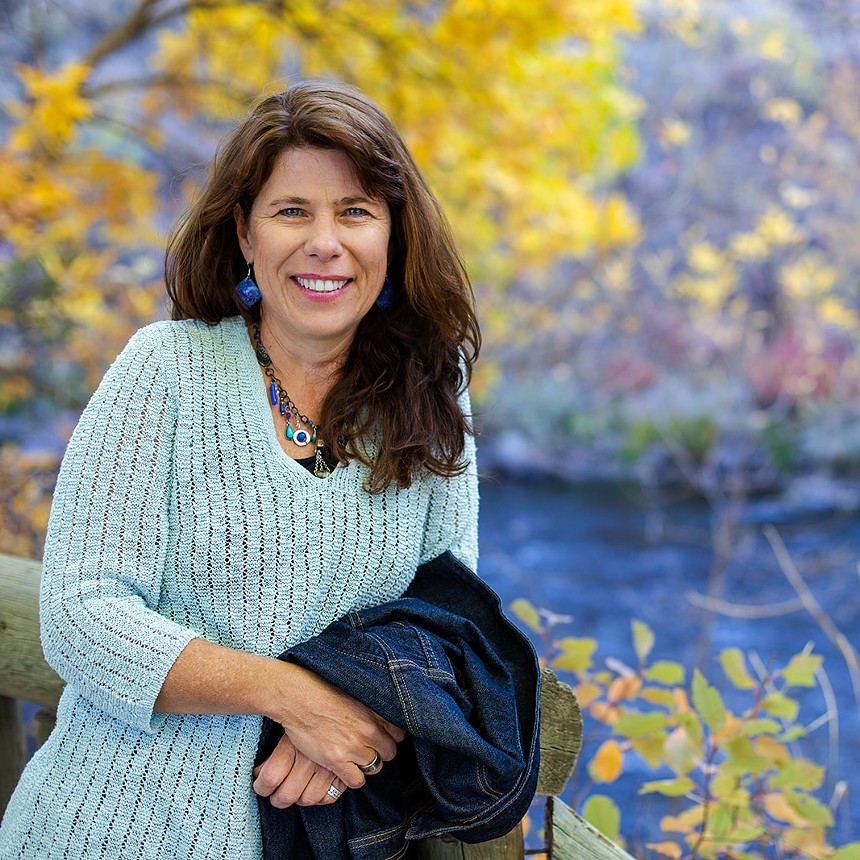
left=478, top=476, right=859, bottom=852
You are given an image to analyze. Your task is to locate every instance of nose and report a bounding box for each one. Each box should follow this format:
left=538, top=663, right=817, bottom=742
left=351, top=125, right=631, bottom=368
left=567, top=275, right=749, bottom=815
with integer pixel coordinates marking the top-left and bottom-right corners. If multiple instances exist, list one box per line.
left=304, top=215, right=343, bottom=260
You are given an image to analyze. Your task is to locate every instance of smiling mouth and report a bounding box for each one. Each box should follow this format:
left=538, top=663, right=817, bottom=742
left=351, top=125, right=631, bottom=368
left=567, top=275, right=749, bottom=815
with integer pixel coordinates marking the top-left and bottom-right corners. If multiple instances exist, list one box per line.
left=294, top=276, right=351, bottom=293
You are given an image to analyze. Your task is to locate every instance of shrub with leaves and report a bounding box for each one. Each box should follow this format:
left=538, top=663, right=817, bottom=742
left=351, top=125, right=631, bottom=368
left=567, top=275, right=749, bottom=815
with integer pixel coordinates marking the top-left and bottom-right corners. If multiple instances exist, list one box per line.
left=511, top=599, right=859, bottom=859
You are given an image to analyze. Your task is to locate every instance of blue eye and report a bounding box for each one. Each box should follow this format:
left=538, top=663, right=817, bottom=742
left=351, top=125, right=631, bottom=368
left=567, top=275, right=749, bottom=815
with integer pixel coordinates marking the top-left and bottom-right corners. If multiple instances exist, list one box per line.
left=345, top=207, right=368, bottom=217
left=279, top=207, right=303, bottom=217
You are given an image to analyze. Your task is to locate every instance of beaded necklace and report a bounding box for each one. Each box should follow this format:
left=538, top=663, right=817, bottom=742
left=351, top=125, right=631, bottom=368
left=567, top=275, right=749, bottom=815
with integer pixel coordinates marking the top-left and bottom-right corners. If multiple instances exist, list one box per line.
left=251, top=322, right=332, bottom=478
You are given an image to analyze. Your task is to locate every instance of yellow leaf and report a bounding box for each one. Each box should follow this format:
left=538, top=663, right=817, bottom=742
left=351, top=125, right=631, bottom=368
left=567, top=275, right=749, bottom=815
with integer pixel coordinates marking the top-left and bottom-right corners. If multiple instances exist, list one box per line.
left=762, top=98, right=803, bottom=128
left=646, top=842, right=683, bottom=859
left=762, top=792, right=808, bottom=827
left=10, top=62, right=93, bottom=151
left=661, top=805, right=704, bottom=833
left=589, top=739, right=624, bottom=783
left=575, top=681, right=603, bottom=708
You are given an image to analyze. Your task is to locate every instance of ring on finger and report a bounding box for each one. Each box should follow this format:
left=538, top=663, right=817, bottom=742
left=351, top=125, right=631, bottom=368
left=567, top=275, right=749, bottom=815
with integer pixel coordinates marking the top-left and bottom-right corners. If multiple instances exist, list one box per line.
left=327, top=783, right=342, bottom=800
left=358, top=751, right=382, bottom=775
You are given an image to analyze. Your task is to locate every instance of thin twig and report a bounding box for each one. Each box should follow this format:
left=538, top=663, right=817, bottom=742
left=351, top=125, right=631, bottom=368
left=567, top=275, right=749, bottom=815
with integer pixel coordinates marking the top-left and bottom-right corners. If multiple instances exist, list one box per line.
left=686, top=590, right=805, bottom=619
left=812, top=662, right=840, bottom=801
left=763, top=524, right=860, bottom=710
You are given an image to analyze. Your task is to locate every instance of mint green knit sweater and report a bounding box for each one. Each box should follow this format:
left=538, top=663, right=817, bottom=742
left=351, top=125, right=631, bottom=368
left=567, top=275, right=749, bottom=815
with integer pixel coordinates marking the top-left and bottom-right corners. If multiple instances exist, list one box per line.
left=0, top=317, right=478, bottom=859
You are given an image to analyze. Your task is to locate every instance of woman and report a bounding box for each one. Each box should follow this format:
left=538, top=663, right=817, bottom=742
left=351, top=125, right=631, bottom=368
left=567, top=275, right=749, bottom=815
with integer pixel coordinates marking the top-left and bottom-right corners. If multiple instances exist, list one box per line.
left=0, top=79, right=480, bottom=859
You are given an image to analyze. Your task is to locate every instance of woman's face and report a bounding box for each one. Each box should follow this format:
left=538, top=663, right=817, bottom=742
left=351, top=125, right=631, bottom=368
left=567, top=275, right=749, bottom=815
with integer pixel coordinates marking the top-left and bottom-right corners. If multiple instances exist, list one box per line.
left=237, top=146, right=391, bottom=356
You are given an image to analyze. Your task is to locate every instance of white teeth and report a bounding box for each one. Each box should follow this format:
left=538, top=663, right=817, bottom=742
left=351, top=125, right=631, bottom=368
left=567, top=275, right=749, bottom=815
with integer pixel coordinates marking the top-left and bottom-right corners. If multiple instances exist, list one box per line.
left=296, top=277, right=347, bottom=292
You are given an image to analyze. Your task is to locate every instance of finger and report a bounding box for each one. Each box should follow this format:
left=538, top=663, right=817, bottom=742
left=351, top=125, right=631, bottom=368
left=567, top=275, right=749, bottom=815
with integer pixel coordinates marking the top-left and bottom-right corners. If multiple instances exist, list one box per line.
left=321, top=778, right=346, bottom=805
left=253, top=734, right=297, bottom=798
left=356, top=749, right=384, bottom=775
left=380, top=719, right=406, bottom=744
left=269, top=756, right=315, bottom=809
left=298, top=771, right=344, bottom=807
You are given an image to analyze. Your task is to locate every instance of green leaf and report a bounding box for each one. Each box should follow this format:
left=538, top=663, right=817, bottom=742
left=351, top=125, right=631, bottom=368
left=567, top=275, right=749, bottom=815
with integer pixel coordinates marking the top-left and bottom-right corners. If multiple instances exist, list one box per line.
left=777, top=724, right=807, bottom=742
left=786, top=790, right=834, bottom=826
left=641, top=687, right=676, bottom=708
left=770, top=757, right=824, bottom=791
left=509, top=598, right=542, bottom=634
left=710, top=772, right=751, bottom=806
left=832, top=843, right=860, bottom=860
left=760, top=692, right=799, bottom=722
left=631, top=736, right=666, bottom=769
left=582, top=794, right=621, bottom=841
left=692, top=669, right=727, bottom=733
left=723, top=737, right=770, bottom=776
left=632, top=618, right=655, bottom=663
left=645, top=660, right=686, bottom=686
left=741, top=718, right=782, bottom=736
left=663, top=727, right=698, bottom=775
left=707, top=804, right=734, bottom=838
left=640, top=776, right=696, bottom=797
left=676, top=711, right=704, bottom=746
left=720, top=647, right=757, bottom=690
left=551, top=637, right=597, bottom=674
left=781, top=652, right=822, bottom=688
left=614, top=711, right=671, bottom=738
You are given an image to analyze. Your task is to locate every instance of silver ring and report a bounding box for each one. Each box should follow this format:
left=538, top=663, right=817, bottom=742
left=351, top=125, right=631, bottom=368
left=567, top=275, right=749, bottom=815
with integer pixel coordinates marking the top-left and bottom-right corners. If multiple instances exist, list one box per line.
left=327, top=783, right=342, bottom=800
left=358, top=751, right=382, bottom=774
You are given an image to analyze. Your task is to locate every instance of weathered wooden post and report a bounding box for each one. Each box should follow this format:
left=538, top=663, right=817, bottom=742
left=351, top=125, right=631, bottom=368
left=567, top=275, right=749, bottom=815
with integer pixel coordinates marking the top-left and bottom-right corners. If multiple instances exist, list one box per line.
left=0, top=554, right=63, bottom=811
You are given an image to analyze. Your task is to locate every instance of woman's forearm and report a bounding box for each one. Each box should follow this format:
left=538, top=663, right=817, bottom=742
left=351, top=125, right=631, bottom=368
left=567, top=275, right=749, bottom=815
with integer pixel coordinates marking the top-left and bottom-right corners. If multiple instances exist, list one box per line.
left=154, top=637, right=290, bottom=719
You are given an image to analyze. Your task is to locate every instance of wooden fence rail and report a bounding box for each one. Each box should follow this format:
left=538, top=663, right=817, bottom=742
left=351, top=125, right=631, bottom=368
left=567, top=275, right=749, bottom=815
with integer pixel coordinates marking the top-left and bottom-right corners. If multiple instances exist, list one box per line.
left=0, top=553, right=635, bottom=859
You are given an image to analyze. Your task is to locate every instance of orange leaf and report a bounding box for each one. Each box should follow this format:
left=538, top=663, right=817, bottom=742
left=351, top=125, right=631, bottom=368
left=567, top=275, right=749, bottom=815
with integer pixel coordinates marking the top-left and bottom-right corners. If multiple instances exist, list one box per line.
left=608, top=675, right=642, bottom=702
left=590, top=702, right=622, bottom=726
left=646, top=842, right=683, bottom=859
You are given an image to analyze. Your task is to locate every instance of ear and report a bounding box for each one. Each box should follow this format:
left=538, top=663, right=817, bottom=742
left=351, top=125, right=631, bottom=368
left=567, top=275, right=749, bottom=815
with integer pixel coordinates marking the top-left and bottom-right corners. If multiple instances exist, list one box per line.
left=235, top=204, right=253, bottom=260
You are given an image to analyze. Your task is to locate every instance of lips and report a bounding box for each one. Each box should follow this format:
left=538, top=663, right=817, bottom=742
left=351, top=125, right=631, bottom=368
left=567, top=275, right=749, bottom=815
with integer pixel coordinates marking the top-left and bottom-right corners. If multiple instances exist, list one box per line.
left=294, top=276, right=351, bottom=293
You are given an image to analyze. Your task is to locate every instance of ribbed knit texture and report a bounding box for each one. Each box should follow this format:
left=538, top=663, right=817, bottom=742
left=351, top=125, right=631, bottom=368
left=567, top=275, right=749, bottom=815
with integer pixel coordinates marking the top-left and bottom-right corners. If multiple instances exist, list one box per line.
left=0, top=316, right=479, bottom=860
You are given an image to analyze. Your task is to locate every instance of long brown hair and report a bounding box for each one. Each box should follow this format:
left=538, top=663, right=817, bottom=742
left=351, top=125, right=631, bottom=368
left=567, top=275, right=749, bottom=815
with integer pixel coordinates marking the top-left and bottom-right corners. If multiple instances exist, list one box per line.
left=165, top=79, right=481, bottom=491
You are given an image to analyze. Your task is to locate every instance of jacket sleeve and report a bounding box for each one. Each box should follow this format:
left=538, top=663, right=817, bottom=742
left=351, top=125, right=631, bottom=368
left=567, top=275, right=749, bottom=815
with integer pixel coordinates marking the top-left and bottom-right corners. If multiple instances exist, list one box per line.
left=39, top=325, right=198, bottom=733
left=418, top=387, right=480, bottom=571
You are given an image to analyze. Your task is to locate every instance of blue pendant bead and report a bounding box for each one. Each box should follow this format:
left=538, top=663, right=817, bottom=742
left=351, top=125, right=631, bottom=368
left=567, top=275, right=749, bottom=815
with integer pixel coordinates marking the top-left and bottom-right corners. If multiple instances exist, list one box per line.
left=251, top=321, right=332, bottom=472
left=235, top=268, right=262, bottom=310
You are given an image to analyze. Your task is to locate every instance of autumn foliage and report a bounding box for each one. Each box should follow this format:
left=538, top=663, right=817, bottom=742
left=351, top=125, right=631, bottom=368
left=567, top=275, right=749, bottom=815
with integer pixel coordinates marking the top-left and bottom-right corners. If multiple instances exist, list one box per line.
left=513, top=600, right=860, bottom=859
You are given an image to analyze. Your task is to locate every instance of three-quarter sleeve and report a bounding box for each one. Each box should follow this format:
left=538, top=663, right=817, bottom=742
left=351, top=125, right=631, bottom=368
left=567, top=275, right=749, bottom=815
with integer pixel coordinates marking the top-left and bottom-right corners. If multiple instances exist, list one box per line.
left=40, top=326, right=198, bottom=733
left=419, top=387, right=480, bottom=571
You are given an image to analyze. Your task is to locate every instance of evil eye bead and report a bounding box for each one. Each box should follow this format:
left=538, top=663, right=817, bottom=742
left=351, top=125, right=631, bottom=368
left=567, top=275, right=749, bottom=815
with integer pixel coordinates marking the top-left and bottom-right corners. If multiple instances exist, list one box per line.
left=293, top=428, right=311, bottom=447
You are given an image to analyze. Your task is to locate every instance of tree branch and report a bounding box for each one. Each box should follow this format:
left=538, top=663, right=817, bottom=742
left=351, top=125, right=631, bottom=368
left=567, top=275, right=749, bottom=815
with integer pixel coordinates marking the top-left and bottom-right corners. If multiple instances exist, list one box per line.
left=763, top=524, right=860, bottom=711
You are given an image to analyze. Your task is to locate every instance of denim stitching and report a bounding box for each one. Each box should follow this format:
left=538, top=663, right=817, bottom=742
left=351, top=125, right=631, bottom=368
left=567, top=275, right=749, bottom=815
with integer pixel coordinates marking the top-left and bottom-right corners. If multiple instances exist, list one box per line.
left=348, top=821, right=407, bottom=847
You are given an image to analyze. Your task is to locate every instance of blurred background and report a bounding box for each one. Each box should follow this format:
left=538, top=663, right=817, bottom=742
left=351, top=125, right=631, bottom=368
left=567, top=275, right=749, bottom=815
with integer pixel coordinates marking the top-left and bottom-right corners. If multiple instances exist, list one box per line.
left=1, top=0, right=859, bottom=856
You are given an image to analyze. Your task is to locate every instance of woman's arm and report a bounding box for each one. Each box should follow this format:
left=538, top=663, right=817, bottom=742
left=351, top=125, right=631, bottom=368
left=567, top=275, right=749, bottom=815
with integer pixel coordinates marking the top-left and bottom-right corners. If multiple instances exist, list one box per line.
left=40, top=326, right=198, bottom=732
left=154, top=637, right=404, bottom=790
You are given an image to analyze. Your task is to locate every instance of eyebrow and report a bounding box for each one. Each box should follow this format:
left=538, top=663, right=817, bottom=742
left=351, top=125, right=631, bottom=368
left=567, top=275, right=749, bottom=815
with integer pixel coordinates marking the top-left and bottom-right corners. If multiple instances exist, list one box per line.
left=267, top=195, right=382, bottom=207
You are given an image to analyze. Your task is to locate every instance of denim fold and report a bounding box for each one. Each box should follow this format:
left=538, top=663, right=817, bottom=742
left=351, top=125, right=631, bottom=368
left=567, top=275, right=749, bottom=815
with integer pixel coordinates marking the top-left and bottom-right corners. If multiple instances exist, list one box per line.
left=256, top=551, right=541, bottom=859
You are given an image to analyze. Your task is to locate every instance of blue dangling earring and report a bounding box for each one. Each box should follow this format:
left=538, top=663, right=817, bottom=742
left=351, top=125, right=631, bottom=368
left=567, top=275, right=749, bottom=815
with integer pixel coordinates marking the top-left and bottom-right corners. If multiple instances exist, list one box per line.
left=375, top=277, right=394, bottom=310
left=236, top=262, right=262, bottom=309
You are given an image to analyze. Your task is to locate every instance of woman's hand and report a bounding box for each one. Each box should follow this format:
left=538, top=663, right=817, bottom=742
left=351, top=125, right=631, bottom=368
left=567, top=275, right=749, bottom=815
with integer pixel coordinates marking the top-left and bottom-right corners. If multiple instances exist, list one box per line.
left=154, top=639, right=405, bottom=790
left=253, top=734, right=346, bottom=807
left=270, top=664, right=406, bottom=790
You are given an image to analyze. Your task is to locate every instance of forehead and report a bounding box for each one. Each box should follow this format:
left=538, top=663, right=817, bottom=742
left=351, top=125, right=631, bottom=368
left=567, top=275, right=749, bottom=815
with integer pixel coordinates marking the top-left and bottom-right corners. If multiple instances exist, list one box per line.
left=260, top=147, right=369, bottom=198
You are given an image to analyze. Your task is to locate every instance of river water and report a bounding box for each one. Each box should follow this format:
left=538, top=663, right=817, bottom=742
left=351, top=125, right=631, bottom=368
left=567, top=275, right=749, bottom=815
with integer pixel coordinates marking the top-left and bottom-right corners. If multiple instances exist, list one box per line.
left=478, top=476, right=860, bottom=851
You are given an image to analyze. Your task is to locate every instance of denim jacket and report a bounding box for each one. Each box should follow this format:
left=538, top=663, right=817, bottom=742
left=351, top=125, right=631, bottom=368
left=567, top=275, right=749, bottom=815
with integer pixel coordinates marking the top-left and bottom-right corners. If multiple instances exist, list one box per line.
left=256, top=551, right=541, bottom=859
